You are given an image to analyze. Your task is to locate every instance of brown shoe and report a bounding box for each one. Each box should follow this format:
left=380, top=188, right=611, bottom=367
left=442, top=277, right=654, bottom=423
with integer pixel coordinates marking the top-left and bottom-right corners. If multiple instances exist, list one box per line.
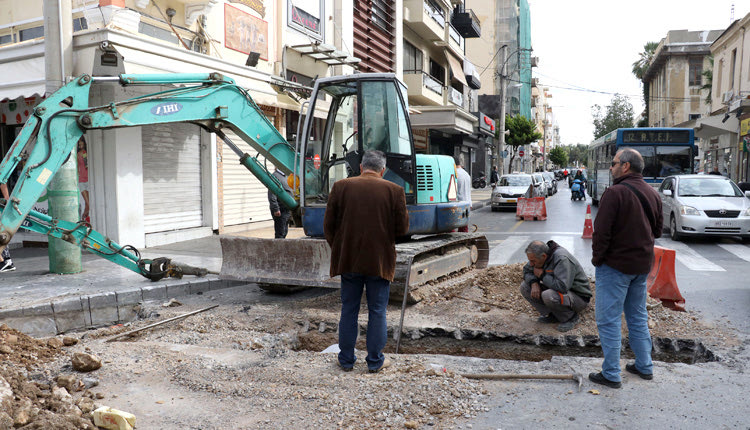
left=368, top=358, right=392, bottom=374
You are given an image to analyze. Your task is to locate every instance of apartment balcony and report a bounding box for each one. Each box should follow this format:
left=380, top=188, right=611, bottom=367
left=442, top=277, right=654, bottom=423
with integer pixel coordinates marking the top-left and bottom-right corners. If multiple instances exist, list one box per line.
left=447, top=86, right=463, bottom=107
left=451, top=7, right=480, bottom=38
left=404, top=71, right=444, bottom=106
left=448, top=24, right=464, bottom=56
left=404, top=0, right=446, bottom=42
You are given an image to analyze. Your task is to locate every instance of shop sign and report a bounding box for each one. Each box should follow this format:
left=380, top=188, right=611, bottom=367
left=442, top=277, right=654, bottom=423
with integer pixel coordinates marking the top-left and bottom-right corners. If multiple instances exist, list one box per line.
left=230, top=0, right=265, bottom=17
left=741, top=118, right=750, bottom=137
left=224, top=4, right=268, bottom=59
left=291, top=6, right=320, bottom=33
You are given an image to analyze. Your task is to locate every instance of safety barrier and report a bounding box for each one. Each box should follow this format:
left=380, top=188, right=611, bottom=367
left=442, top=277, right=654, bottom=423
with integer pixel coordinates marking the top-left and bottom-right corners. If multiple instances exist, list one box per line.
left=582, top=204, right=593, bottom=239
left=646, top=245, right=685, bottom=311
left=516, top=197, right=547, bottom=221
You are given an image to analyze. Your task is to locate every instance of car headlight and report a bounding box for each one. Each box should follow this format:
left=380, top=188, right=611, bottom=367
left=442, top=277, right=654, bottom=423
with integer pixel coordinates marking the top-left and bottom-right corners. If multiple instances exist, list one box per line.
left=680, top=205, right=701, bottom=216
left=744, top=207, right=750, bottom=216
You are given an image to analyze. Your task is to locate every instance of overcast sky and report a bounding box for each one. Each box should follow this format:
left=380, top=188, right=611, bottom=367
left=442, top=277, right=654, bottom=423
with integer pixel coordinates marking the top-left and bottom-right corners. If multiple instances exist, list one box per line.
left=529, top=0, right=750, bottom=146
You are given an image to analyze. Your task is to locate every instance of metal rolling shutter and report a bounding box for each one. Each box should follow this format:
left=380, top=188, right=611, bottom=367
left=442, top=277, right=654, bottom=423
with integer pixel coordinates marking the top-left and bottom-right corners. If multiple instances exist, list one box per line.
left=221, top=129, right=272, bottom=226
left=142, top=123, right=203, bottom=233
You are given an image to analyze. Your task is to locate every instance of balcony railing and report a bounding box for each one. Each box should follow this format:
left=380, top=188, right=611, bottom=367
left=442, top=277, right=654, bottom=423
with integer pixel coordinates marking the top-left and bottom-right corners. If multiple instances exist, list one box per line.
left=449, top=87, right=463, bottom=106
left=451, top=8, right=480, bottom=38
left=424, top=0, right=446, bottom=28
left=424, top=73, right=444, bottom=95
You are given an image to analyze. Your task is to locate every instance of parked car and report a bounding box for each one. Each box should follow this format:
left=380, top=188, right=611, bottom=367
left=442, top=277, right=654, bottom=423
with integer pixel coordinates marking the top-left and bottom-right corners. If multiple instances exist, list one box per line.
left=532, top=173, right=548, bottom=197
left=542, top=172, right=557, bottom=195
left=659, top=174, right=750, bottom=241
left=490, top=174, right=545, bottom=211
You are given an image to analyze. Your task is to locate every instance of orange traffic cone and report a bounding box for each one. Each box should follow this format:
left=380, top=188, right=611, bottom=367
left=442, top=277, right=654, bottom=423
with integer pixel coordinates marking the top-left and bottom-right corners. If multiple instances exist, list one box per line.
left=647, top=246, right=686, bottom=311
left=582, top=204, right=594, bottom=239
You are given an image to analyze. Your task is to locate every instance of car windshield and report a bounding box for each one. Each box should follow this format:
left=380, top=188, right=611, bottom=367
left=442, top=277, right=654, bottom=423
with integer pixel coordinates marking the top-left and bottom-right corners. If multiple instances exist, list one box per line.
left=542, top=173, right=553, bottom=181
left=500, top=175, right=531, bottom=186
left=677, top=178, right=743, bottom=197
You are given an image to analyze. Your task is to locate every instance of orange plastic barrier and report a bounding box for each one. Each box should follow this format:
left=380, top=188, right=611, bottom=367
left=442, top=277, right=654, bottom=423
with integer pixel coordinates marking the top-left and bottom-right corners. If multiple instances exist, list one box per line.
left=516, top=197, right=547, bottom=221
left=582, top=204, right=594, bottom=239
left=646, top=245, right=686, bottom=311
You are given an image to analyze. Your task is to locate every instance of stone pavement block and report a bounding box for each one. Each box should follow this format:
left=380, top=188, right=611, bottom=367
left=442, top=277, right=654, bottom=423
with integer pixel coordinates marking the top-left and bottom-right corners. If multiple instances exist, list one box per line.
left=23, top=303, right=54, bottom=318
left=87, top=292, right=120, bottom=326
left=4, top=316, right=57, bottom=337
left=116, top=288, right=143, bottom=306
left=189, top=279, right=210, bottom=295
left=141, top=285, right=167, bottom=302
left=208, top=278, right=226, bottom=291
left=166, top=283, right=190, bottom=299
left=52, top=298, right=87, bottom=334
left=0, top=307, right=24, bottom=319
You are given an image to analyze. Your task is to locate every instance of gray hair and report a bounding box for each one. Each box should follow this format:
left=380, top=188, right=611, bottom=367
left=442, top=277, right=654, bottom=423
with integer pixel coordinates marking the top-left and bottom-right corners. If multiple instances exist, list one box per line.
left=617, top=148, right=644, bottom=174
left=361, top=150, right=387, bottom=172
left=524, top=240, right=549, bottom=258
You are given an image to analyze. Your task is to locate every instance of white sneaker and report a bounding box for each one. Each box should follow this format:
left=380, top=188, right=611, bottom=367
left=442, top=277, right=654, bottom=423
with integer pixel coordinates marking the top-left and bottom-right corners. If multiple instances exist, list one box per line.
left=0, top=260, right=16, bottom=273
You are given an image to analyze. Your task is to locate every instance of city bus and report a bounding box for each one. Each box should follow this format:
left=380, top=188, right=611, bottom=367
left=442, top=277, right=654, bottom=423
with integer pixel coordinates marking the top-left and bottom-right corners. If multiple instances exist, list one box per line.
left=587, top=128, right=696, bottom=205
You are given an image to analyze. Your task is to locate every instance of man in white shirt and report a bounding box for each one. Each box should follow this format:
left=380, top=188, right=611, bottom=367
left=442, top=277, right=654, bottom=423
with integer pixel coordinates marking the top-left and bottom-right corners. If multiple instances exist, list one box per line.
left=454, top=156, right=472, bottom=232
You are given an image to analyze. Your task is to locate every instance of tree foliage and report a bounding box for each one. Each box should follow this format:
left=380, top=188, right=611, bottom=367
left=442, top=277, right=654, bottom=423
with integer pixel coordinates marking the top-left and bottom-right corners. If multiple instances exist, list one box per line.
left=632, top=41, right=658, bottom=128
left=548, top=146, right=568, bottom=168
left=701, top=55, right=713, bottom=105
left=502, top=115, right=543, bottom=169
left=565, top=144, right=589, bottom=167
left=591, top=94, right=635, bottom=139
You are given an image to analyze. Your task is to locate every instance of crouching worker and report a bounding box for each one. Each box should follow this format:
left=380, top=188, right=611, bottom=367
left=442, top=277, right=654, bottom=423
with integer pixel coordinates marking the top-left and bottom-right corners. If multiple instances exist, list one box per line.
left=520, top=240, right=592, bottom=332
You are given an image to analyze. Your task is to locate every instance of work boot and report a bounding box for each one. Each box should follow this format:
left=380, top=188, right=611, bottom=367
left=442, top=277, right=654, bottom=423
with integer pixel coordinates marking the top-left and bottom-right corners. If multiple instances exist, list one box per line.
left=588, top=372, right=622, bottom=389
left=537, top=314, right=558, bottom=324
left=625, top=363, right=653, bottom=380
left=557, top=313, right=579, bottom=332
left=368, top=358, right=392, bottom=374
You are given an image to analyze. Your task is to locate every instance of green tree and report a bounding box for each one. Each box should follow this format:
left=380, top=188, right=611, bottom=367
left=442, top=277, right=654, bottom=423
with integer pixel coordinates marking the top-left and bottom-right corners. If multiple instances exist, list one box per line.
left=592, top=94, right=635, bottom=139
left=565, top=144, right=589, bottom=167
left=548, top=146, right=568, bottom=168
left=701, top=55, right=713, bottom=105
left=500, top=114, right=542, bottom=170
left=632, top=41, right=659, bottom=127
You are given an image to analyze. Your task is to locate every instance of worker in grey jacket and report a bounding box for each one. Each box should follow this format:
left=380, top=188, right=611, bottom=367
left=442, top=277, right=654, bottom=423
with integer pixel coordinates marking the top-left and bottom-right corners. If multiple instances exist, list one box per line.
left=520, top=240, right=592, bottom=332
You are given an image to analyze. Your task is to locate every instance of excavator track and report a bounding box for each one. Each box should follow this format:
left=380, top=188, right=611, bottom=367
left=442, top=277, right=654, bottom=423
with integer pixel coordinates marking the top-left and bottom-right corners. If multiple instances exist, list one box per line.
left=219, top=233, right=489, bottom=303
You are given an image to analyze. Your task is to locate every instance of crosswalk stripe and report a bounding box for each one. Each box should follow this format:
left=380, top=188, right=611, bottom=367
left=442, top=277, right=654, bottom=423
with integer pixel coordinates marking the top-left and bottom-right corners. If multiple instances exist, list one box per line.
left=550, top=235, right=575, bottom=254
left=717, top=244, right=750, bottom=263
left=656, top=239, right=725, bottom=272
left=489, top=235, right=530, bottom=266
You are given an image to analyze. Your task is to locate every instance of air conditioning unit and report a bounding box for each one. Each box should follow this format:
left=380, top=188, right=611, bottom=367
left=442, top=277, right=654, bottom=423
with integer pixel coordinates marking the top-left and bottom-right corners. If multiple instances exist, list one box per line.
left=722, top=90, right=734, bottom=104
left=530, top=57, right=539, bottom=67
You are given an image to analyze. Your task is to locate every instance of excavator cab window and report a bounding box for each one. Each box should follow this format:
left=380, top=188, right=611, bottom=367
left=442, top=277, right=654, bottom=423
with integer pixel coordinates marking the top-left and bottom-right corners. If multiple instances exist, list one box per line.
left=302, top=77, right=416, bottom=206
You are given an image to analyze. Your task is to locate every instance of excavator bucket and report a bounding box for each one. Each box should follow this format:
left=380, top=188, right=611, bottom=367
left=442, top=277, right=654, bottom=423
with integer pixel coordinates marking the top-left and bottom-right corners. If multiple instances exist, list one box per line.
left=219, top=236, right=340, bottom=293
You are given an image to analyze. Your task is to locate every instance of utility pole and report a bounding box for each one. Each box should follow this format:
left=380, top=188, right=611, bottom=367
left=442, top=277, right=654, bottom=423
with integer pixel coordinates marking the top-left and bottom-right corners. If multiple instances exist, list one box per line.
left=497, top=45, right=508, bottom=175
left=44, top=0, right=82, bottom=274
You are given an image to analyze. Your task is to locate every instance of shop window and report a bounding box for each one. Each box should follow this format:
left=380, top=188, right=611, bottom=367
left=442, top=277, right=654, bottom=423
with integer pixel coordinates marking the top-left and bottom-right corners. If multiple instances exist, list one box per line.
left=288, top=0, right=324, bottom=40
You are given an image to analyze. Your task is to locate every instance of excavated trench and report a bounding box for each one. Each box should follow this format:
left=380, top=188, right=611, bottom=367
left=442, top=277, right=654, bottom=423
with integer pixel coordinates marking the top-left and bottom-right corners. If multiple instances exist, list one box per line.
left=296, top=322, right=719, bottom=365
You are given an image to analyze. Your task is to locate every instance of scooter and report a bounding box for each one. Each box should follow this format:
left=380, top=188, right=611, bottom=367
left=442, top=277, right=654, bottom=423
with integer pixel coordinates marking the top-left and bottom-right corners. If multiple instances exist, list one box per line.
left=571, top=179, right=585, bottom=201
left=472, top=172, right=487, bottom=189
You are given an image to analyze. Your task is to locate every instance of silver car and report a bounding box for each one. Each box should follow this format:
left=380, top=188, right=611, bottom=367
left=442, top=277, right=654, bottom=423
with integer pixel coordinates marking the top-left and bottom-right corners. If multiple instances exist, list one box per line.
left=491, top=174, right=545, bottom=211
left=659, top=175, right=750, bottom=241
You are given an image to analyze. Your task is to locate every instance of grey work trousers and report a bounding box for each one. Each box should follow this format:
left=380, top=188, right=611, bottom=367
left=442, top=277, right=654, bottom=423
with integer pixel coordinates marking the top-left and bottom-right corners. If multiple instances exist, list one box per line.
left=520, top=280, right=589, bottom=322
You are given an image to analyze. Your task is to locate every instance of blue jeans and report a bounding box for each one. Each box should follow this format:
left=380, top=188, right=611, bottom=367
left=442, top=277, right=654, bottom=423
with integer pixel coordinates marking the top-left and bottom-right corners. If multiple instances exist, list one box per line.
left=595, top=264, right=653, bottom=382
left=338, top=273, right=390, bottom=371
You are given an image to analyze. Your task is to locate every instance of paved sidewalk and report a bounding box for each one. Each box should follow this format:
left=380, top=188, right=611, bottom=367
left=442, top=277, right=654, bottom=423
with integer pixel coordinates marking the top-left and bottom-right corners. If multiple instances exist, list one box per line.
left=0, top=190, right=491, bottom=336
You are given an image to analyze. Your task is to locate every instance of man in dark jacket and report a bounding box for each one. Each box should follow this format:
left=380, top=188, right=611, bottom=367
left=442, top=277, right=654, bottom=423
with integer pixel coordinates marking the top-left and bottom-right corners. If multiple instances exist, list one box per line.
left=520, top=240, right=592, bottom=332
left=324, top=150, right=410, bottom=373
left=589, top=148, right=663, bottom=389
left=268, top=168, right=294, bottom=238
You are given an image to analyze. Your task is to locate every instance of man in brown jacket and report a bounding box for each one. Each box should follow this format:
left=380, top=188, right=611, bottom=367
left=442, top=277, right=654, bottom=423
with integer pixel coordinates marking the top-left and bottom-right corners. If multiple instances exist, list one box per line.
left=589, top=148, right=662, bottom=389
left=324, top=150, right=410, bottom=373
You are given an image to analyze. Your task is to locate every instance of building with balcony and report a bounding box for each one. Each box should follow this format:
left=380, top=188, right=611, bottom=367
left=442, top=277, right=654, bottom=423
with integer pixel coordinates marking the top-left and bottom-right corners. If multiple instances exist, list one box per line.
left=402, top=0, right=487, bottom=177
left=0, top=0, right=359, bottom=248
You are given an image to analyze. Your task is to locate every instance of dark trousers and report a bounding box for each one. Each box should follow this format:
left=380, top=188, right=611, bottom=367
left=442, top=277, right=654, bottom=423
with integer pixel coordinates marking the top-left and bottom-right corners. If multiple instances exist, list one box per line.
left=520, top=280, right=589, bottom=322
left=338, top=273, right=390, bottom=371
left=273, top=210, right=290, bottom=238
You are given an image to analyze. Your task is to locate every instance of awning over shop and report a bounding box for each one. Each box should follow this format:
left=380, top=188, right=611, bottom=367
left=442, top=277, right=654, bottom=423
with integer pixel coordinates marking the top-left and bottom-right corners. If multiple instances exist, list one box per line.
left=694, top=114, right=739, bottom=139
left=444, top=51, right=468, bottom=87
left=0, top=44, right=46, bottom=101
left=287, top=42, right=361, bottom=68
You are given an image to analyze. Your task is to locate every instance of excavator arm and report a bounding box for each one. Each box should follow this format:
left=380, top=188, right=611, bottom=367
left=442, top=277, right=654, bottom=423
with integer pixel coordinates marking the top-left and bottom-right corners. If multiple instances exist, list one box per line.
left=0, top=72, right=301, bottom=280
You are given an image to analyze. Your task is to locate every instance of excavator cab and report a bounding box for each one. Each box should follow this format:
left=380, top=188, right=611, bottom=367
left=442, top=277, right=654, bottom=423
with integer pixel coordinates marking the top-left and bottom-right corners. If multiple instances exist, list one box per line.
left=295, top=74, right=417, bottom=237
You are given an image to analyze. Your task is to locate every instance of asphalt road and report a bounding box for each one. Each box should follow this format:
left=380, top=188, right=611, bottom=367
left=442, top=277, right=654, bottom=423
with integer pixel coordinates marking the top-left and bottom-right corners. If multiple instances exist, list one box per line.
left=454, top=184, right=750, bottom=429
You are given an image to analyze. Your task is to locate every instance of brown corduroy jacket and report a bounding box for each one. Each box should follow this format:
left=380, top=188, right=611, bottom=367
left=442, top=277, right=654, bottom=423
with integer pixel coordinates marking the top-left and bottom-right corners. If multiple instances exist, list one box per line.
left=324, top=170, right=410, bottom=282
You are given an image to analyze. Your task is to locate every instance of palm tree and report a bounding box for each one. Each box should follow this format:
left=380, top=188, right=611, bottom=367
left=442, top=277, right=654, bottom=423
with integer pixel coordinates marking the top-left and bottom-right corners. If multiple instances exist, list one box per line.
left=632, top=41, right=659, bottom=127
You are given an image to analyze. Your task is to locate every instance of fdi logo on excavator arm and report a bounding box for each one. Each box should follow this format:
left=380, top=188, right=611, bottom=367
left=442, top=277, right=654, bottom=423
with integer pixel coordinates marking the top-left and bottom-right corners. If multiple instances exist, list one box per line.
left=151, top=103, right=183, bottom=116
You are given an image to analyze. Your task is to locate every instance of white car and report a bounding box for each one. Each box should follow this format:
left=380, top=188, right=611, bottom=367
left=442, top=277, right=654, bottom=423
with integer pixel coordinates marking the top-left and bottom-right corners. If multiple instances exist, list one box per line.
left=491, top=174, right=545, bottom=211
left=659, top=174, right=750, bottom=241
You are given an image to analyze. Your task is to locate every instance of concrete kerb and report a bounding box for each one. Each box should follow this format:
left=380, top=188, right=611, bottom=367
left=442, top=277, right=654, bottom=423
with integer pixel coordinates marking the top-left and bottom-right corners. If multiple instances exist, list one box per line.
left=1, top=275, right=251, bottom=337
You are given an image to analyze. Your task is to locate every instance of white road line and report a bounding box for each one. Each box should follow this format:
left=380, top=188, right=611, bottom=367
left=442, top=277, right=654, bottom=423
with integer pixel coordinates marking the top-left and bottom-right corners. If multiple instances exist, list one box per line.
left=550, top=235, right=575, bottom=254
left=482, top=231, right=581, bottom=236
left=718, top=244, right=750, bottom=263
left=656, top=239, right=725, bottom=272
left=489, top=235, right=530, bottom=266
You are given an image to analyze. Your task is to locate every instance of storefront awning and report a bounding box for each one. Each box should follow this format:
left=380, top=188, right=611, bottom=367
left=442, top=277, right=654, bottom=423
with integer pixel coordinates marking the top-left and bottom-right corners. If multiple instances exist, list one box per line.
left=694, top=114, right=739, bottom=139
left=288, top=42, right=361, bottom=68
left=444, top=51, right=468, bottom=87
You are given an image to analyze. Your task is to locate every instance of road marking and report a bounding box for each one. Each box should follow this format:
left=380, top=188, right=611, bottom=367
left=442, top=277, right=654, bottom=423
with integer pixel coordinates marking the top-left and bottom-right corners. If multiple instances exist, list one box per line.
left=550, top=235, right=575, bottom=253
left=656, top=239, right=725, bottom=272
left=489, top=235, right=530, bottom=266
left=717, top=244, right=750, bottom=263
left=509, top=220, right=523, bottom=232
left=482, top=231, right=582, bottom=236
